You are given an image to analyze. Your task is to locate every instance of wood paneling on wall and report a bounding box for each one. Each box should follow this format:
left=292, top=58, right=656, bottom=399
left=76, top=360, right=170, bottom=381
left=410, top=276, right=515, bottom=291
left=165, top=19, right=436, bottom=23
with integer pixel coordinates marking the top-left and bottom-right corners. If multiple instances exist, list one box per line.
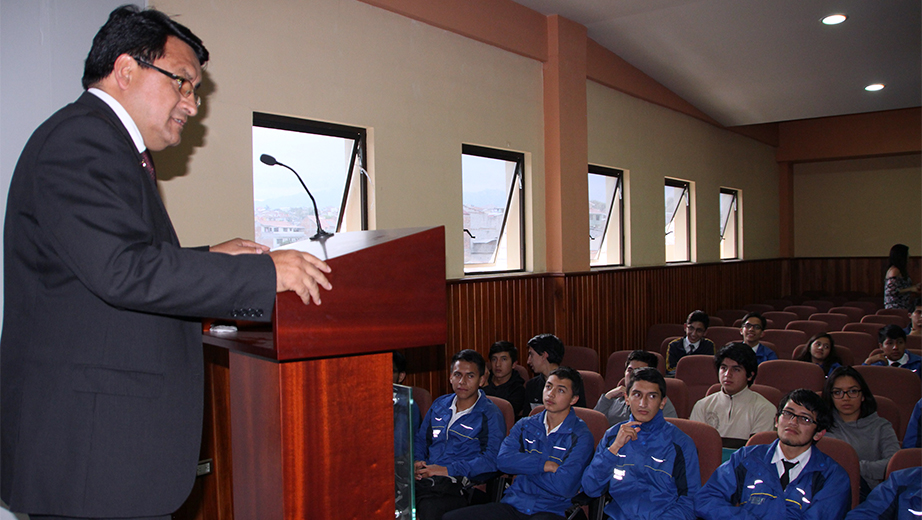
left=789, top=257, right=921, bottom=298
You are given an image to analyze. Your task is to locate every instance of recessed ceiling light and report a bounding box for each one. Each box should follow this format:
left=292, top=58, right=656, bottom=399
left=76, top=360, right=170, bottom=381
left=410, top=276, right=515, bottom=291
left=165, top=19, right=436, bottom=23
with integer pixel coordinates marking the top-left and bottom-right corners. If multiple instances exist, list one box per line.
left=822, top=14, right=847, bottom=25
left=865, top=83, right=885, bottom=92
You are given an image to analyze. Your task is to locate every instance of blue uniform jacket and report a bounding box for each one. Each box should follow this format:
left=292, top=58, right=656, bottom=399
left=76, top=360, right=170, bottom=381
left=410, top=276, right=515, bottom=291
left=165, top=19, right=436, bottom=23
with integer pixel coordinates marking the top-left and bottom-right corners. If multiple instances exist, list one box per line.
left=497, top=408, right=594, bottom=516
left=844, top=467, right=921, bottom=520
left=903, top=399, right=921, bottom=449
left=868, top=352, right=922, bottom=377
left=414, top=390, right=506, bottom=479
left=755, top=343, right=778, bottom=365
left=695, top=439, right=850, bottom=520
left=581, top=411, right=701, bottom=520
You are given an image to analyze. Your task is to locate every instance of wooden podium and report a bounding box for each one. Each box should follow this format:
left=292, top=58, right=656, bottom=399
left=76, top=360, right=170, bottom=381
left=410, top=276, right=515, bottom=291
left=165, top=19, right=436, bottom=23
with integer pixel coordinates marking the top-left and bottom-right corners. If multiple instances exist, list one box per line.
left=199, top=227, right=446, bottom=519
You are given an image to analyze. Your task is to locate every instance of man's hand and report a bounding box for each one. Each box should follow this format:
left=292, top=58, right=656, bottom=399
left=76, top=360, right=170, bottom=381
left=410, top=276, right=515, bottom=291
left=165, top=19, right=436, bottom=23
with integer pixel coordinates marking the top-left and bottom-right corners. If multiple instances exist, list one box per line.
left=268, top=250, right=332, bottom=305
left=864, top=353, right=887, bottom=365
left=210, top=238, right=270, bottom=255
left=604, top=385, right=626, bottom=400
left=608, top=421, right=640, bottom=455
left=414, top=461, right=448, bottom=479
left=544, top=460, right=560, bottom=473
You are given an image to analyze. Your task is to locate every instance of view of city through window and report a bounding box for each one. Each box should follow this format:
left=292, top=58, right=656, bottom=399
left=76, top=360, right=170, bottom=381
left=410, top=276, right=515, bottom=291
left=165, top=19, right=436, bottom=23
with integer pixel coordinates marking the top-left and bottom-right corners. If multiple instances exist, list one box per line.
left=588, top=166, right=623, bottom=266
left=462, top=146, right=523, bottom=272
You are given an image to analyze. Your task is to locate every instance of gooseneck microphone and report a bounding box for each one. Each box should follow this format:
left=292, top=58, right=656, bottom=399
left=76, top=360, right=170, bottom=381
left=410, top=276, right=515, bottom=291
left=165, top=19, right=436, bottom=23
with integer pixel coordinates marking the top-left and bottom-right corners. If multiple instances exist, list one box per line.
left=259, top=154, right=333, bottom=241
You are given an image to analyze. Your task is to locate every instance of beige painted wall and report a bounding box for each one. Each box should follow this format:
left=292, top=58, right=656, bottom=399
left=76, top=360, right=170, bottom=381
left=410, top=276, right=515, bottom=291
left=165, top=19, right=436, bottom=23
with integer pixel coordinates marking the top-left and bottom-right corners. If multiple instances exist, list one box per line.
left=793, top=154, right=922, bottom=257
left=153, top=0, right=545, bottom=278
left=587, top=81, right=780, bottom=267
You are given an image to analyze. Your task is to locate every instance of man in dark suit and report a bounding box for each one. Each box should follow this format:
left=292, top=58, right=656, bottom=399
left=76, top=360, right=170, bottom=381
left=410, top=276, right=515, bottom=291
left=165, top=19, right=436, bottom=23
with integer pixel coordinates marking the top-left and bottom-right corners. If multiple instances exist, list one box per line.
left=1, top=6, right=331, bottom=519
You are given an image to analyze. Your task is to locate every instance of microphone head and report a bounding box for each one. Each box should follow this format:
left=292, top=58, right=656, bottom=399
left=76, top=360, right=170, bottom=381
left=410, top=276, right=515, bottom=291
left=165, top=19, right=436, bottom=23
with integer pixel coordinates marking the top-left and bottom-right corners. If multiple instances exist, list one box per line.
left=259, top=154, right=277, bottom=166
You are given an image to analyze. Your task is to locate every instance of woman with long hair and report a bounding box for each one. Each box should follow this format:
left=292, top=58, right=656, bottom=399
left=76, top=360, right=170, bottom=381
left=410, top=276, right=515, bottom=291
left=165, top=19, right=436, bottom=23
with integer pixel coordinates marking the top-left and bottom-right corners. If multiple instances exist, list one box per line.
left=885, top=244, right=920, bottom=310
left=822, top=366, right=900, bottom=500
left=796, top=332, right=841, bottom=376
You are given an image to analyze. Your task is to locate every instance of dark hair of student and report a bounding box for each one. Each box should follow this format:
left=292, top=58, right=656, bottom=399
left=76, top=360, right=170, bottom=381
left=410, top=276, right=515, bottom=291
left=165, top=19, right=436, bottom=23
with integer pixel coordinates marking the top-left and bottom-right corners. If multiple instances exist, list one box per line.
left=626, top=367, right=666, bottom=398
left=714, top=343, right=759, bottom=386
left=548, top=366, right=583, bottom=399
left=527, top=333, right=565, bottom=365
left=780, top=388, right=834, bottom=435
left=878, top=324, right=907, bottom=343
left=626, top=350, right=659, bottom=370
left=392, top=351, right=407, bottom=374
left=888, top=243, right=910, bottom=278
left=796, top=333, right=841, bottom=374
left=83, top=5, right=209, bottom=89
left=687, top=310, right=710, bottom=329
left=450, top=349, right=486, bottom=376
left=822, top=366, right=878, bottom=420
left=489, top=340, right=517, bottom=360
left=740, top=312, right=767, bottom=330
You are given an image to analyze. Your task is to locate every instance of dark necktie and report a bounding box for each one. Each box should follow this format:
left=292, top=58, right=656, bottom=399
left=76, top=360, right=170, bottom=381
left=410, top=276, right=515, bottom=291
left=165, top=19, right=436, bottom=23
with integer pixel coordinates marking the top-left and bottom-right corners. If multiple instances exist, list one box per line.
left=780, top=460, right=799, bottom=490
left=892, top=361, right=901, bottom=367
left=141, top=150, right=156, bottom=183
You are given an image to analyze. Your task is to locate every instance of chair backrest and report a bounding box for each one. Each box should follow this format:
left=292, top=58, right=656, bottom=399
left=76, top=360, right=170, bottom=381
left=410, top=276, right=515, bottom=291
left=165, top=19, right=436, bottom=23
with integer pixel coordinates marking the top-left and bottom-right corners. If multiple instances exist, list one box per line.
left=704, top=326, right=743, bottom=350
left=763, top=311, right=798, bottom=330
left=578, top=370, right=605, bottom=409
left=808, top=313, right=849, bottom=331
left=708, top=316, right=725, bottom=327
left=760, top=329, right=807, bottom=360
left=605, top=350, right=667, bottom=390
left=763, top=299, right=794, bottom=311
left=783, top=305, right=820, bottom=321
left=875, top=395, right=903, bottom=443
left=645, top=323, right=686, bottom=352
left=861, top=314, right=904, bottom=327
left=829, top=306, right=866, bottom=323
left=675, top=355, right=719, bottom=407
left=755, top=359, right=825, bottom=393
left=563, top=345, right=600, bottom=373
left=791, top=344, right=855, bottom=367
left=885, top=448, right=922, bottom=478
left=786, top=320, right=829, bottom=338
left=829, top=331, right=878, bottom=365
left=514, top=364, right=530, bottom=383
left=573, top=407, right=611, bottom=448
left=844, top=300, right=879, bottom=315
left=412, top=386, right=433, bottom=418
left=802, top=300, right=834, bottom=313
left=706, top=383, right=782, bottom=410
left=843, top=321, right=884, bottom=337
left=659, top=335, right=682, bottom=362
left=745, top=432, right=861, bottom=509
left=486, top=395, right=515, bottom=433
left=666, top=418, right=723, bottom=484
left=876, top=309, right=911, bottom=328
left=853, top=365, right=922, bottom=439
left=908, top=335, right=921, bottom=351
left=665, top=378, right=690, bottom=419
left=744, top=303, right=775, bottom=314
left=715, top=309, right=747, bottom=327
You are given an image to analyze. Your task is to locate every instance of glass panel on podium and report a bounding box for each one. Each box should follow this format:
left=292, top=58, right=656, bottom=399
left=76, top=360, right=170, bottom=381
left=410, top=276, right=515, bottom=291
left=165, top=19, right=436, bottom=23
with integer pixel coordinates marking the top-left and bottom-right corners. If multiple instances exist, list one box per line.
left=394, top=383, right=416, bottom=519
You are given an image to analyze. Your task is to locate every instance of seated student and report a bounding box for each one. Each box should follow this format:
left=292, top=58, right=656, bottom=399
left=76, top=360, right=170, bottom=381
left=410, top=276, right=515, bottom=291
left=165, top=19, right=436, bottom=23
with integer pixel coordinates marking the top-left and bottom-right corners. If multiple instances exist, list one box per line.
left=689, top=343, right=776, bottom=448
left=795, top=332, right=843, bottom=377
left=524, top=334, right=586, bottom=411
left=905, top=300, right=921, bottom=336
left=443, top=367, right=594, bottom=520
left=393, top=351, right=422, bottom=444
left=844, top=466, right=922, bottom=520
left=414, top=349, right=507, bottom=520
left=695, top=389, right=851, bottom=520
left=739, top=312, right=778, bottom=364
left=595, top=350, right=677, bottom=426
left=483, top=341, right=528, bottom=419
left=822, top=366, right=900, bottom=497
left=904, top=398, right=921, bottom=448
left=864, top=324, right=921, bottom=375
left=582, top=367, right=701, bottom=520
left=665, top=310, right=716, bottom=375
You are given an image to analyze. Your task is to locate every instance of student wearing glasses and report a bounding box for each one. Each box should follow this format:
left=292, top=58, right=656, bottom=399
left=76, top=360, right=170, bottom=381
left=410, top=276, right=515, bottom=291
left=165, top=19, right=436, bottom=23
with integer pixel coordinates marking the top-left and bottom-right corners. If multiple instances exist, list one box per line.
left=739, top=312, right=778, bottom=365
left=695, top=389, right=850, bottom=519
left=822, top=366, right=900, bottom=499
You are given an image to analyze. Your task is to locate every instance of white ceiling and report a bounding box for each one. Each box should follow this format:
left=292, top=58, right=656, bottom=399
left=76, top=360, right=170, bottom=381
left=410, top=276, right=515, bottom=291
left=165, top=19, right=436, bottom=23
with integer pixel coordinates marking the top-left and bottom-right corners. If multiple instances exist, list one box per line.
left=511, top=0, right=921, bottom=127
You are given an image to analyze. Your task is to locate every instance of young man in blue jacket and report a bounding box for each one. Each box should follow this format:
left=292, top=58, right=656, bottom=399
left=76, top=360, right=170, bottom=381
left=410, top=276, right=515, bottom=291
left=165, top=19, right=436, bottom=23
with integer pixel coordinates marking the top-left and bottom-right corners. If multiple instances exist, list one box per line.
left=695, top=389, right=851, bottom=520
left=863, top=324, right=922, bottom=375
left=414, top=349, right=507, bottom=520
left=444, top=366, right=594, bottom=520
left=581, top=367, right=701, bottom=520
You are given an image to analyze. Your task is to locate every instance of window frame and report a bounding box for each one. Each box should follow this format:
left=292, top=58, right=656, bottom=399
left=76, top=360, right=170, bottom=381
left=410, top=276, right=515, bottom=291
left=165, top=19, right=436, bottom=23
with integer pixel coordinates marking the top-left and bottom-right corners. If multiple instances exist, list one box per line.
left=588, top=164, right=625, bottom=267
left=461, top=144, right=525, bottom=275
left=664, top=178, right=691, bottom=263
left=719, top=187, right=740, bottom=260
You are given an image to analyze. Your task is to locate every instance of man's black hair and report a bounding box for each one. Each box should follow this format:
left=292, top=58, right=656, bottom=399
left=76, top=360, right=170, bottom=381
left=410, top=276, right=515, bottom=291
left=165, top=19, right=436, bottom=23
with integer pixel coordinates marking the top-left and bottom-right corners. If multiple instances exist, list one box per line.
left=823, top=366, right=878, bottom=420
left=878, top=324, right=907, bottom=343
left=451, top=349, right=486, bottom=376
left=627, top=367, right=666, bottom=398
left=527, top=333, right=565, bottom=365
left=489, top=341, right=517, bottom=360
left=687, top=310, right=710, bottom=329
left=392, top=351, right=407, bottom=374
left=626, top=350, right=659, bottom=370
left=83, top=5, right=209, bottom=89
left=714, top=343, right=759, bottom=386
left=740, top=312, right=767, bottom=331
left=548, top=366, right=583, bottom=400
left=779, top=389, right=834, bottom=439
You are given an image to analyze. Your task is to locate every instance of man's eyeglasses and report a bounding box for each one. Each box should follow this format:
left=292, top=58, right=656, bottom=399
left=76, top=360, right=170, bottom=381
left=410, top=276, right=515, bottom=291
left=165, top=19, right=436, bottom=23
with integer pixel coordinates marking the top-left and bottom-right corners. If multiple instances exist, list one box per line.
left=742, top=323, right=763, bottom=331
left=831, top=388, right=861, bottom=399
left=133, top=57, right=201, bottom=107
left=778, top=409, right=815, bottom=426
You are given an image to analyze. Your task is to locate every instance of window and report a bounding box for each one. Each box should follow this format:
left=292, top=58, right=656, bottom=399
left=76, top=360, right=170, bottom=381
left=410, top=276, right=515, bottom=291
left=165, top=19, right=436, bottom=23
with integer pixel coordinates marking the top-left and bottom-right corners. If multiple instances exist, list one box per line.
left=462, top=144, right=524, bottom=274
left=588, top=165, right=624, bottom=266
left=664, top=178, right=691, bottom=263
left=720, top=188, right=740, bottom=260
left=252, top=113, right=367, bottom=248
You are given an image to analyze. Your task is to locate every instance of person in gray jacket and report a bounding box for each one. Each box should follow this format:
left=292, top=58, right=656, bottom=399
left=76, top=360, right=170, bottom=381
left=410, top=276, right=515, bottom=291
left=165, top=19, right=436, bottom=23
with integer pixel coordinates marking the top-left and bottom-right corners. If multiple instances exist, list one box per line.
left=822, top=366, right=900, bottom=499
left=595, top=350, right=676, bottom=426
